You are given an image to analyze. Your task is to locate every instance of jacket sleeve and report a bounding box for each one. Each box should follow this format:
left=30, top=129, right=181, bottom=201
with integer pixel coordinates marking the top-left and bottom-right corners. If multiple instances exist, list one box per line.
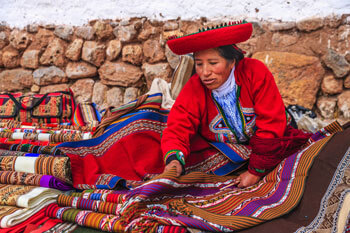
left=245, top=59, right=288, bottom=176
left=161, top=76, right=203, bottom=165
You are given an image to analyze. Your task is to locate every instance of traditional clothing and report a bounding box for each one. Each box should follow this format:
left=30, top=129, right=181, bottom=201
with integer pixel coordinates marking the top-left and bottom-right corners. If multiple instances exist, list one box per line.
left=162, top=57, right=310, bottom=176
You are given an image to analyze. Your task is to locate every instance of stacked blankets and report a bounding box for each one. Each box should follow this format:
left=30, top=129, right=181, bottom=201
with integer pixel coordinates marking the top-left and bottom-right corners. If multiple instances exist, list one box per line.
left=0, top=120, right=96, bottom=232
left=21, top=121, right=350, bottom=233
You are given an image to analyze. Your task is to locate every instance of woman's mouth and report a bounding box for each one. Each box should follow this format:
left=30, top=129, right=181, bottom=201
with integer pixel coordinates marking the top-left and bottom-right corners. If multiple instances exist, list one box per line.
left=202, top=79, right=215, bottom=85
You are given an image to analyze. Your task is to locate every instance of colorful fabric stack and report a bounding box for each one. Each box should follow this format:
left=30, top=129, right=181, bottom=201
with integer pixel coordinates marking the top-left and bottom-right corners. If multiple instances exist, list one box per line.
left=0, top=148, right=73, bottom=230
left=0, top=184, right=63, bottom=228
left=0, top=93, right=100, bottom=232
left=0, top=122, right=91, bottom=231
left=30, top=122, right=348, bottom=233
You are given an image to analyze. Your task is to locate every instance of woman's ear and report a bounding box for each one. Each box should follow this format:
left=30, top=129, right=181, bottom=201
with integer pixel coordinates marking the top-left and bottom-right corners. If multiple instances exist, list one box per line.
left=230, top=60, right=236, bottom=69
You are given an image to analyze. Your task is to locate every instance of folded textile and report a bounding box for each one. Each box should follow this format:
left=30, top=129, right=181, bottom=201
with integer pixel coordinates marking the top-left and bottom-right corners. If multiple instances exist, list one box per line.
left=45, top=203, right=125, bottom=232
left=0, top=185, right=62, bottom=208
left=0, top=127, right=89, bottom=134
left=0, top=206, right=51, bottom=233
left=0, top=138, right=53, bottom=147
left=0, top=202, right=56, bottom=229
left=0, top=171, right=72, bottom=191
left=0, top=120, right=95, bottom=132
left=31, top=221, right=77, bottom=233
left=69, top=190, right=126, bottom=203
left=0, top=130, right=92, bottom=143
left=0, top=156, right=72, bottom=184
left=73, top=102, right=101, bottom=128
left=57, top=194, right=122, bottom=215
left=0, top=149, right=29, bottom=157
left=9, top=144, right=64, bottom=156
left=0, top=149, right=62, bottom=157
left=0, top=185, right=62, bottom=228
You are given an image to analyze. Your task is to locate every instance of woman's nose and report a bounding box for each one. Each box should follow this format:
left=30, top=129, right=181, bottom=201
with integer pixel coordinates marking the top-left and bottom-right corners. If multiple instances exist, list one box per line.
left=202, top=64, right=211, bottom=76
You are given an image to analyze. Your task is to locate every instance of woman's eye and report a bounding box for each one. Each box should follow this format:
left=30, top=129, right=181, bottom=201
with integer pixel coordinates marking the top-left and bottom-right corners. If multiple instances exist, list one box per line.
left=196, top=63, right=202, bottom=66
left=209, top=62, right=218, bottom=65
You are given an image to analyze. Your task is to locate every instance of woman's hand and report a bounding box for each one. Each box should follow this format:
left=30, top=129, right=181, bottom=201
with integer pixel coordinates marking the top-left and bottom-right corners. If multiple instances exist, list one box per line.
left=163, top=160, right=183, bottom=177
left=233, top=171, right=261, bottom=188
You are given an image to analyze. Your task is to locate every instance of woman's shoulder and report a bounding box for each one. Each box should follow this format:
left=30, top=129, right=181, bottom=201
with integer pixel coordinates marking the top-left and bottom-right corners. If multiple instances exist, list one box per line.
left=235, top=57, right=272, bottom=85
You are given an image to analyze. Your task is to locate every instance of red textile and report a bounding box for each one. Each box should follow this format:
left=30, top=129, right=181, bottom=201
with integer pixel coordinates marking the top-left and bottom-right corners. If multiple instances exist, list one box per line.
left=28, top=219, right=63, bottom=233
left=248, top=125, right=312, bottom=176
left=1, top=207, right=50, bottom=233
left=162, top=58, right=287, bottom=170
left=68, top=130, right=165, bottom=183
left=167, top=22, right=253, bottom=55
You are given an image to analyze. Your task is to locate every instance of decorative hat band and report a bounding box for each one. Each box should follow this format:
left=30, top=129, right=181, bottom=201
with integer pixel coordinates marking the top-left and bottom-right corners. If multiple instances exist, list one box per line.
left=167, top=20, right=253, bottom=55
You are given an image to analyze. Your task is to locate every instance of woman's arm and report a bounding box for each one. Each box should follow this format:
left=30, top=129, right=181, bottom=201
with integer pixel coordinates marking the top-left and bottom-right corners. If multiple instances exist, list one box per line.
left=161, top=75, right=203, bottom=175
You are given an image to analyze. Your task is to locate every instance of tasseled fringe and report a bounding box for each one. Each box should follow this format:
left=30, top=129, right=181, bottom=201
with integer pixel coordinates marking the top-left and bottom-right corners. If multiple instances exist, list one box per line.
left=168, top=19, right=248, bottom=41
left=198, top=19, right=247, bottom=33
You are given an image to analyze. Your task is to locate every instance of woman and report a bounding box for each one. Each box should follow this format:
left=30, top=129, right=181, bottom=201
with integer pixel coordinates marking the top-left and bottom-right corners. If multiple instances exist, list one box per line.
left=162, top=21, right=310, bottom=187
left=58, top=21, right=310, bottom=189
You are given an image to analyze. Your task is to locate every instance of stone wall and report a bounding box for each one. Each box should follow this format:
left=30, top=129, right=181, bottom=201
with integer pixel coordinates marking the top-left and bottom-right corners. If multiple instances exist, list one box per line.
left=0, top=16, right=349, bottom=121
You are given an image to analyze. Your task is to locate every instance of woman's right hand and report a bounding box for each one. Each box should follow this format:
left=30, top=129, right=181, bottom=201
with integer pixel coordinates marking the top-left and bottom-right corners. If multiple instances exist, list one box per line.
left=163, top=160, right=183, bottom=177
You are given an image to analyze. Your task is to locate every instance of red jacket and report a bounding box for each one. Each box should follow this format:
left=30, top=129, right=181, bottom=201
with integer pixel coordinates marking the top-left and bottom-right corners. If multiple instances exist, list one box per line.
left=161, top=57, right=288, bottom=174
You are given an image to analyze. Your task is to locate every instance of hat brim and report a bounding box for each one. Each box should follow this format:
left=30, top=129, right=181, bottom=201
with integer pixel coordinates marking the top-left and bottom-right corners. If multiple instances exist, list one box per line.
left=167, top=22, right=253, bottom=55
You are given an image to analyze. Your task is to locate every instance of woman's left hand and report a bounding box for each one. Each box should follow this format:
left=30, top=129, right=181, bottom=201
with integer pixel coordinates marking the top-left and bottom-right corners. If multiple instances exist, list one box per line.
left=234, top=171, right=261, bottom=188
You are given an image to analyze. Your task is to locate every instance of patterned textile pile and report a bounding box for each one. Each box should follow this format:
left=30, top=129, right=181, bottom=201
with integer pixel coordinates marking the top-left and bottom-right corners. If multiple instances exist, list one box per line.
left=0, top=101, right=98, bottom=232
left=37, top=122, right=349, bottom=233
left=0, top=142, right=74, bottom=232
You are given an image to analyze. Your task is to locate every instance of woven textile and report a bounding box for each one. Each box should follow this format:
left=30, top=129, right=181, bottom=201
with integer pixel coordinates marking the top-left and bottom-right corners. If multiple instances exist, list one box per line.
left=0, top=207, right=51, bottom=233
left=73, top=102, right=101, bottom=127
left=0, top=91, right=75, bottom=124
left=0, top=148, right=64, bottom=157
left=0, top=171, right=72, bottom=190
left=45, top=203, right=187, bottom=233
left=0, top=156, right=72, bottom=183
left=294, top=147, right=350, bottom=233
left=45, top=203, right=125, bottom=232
left=0, top=185, right=62, bottom=228
left=57, top=194, right=121, bottom=215
left=9, top=144, right=64, bottom=156
left=0, top=185, right=61, bottom=207
left=0, top=120, right=95, bottom=132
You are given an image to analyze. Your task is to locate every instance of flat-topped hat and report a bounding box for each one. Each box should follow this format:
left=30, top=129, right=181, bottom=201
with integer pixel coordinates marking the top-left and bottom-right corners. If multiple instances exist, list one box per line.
left=167, top=20, right=253, bottom=55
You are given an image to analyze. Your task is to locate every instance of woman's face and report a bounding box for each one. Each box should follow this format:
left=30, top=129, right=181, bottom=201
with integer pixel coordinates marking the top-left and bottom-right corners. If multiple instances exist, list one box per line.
left=194, top=48, right=235, bottom=90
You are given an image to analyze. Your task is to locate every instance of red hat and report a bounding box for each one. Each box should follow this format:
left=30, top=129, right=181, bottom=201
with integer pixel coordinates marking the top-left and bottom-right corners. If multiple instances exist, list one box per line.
left=167, top=21, right=253, bottom=55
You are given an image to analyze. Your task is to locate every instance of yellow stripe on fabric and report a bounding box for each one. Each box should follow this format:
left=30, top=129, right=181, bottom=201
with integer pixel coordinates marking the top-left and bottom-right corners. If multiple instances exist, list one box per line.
left=85, top=212, right=105, bottom=229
